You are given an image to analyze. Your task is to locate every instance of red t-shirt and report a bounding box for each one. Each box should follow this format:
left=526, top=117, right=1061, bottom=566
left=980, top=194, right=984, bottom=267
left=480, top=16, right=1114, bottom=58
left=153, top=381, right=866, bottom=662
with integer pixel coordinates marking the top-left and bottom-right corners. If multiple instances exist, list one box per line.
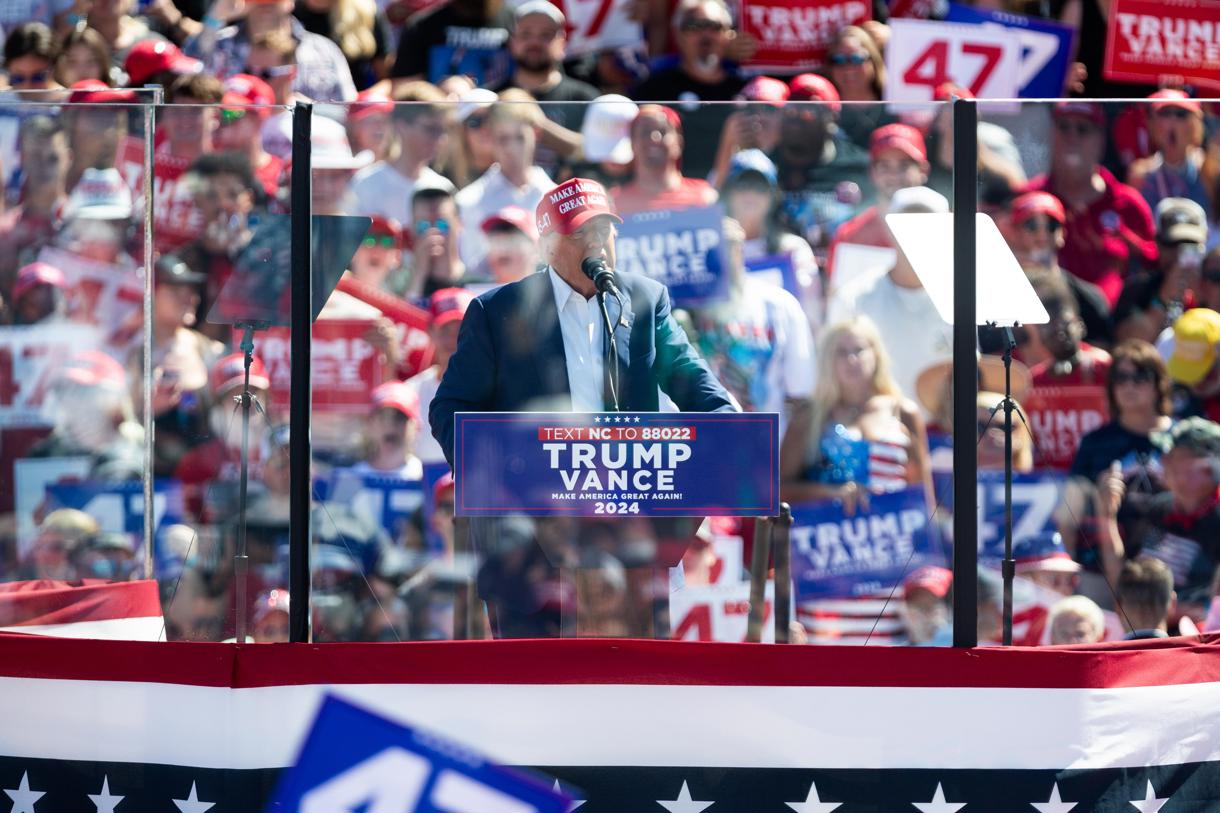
left=1025, top=168, right=1157, bottom=308
left=610, top=177, right=715, bottom=217
left=1025, top=345, right=1112, bottom=470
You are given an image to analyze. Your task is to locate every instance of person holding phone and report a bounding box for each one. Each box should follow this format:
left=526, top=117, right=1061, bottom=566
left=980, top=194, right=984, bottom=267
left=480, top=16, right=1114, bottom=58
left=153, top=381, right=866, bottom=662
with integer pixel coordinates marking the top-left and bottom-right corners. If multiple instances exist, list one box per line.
left=1114, top=197, right=1210, bottom=344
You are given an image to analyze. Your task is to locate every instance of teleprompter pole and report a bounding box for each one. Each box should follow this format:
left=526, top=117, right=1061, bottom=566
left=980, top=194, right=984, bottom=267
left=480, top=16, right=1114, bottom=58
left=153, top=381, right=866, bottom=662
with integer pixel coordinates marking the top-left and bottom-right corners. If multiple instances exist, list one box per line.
left=289, top=103, right=313, bottom=643
left=951, top=97, right=979, bottom=648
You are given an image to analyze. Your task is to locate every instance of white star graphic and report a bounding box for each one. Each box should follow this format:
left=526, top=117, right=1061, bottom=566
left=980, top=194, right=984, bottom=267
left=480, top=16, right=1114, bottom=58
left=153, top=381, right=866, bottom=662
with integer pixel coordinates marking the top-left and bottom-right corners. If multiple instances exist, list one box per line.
left=913, top=782, right=966, bottom=813
left=3, top=772, right=44, bottom=813
left=657, top=780, right=714, bottom=813
left=1031, top=783, right=1076, bottom=813
left=594, top=416, right=601, bottom=423
left=172, top=782, right=215, bottom=813
left=614, top=416, right=622, bottom=423
left=634, top=416, right=641, bottom=423
left=1128, top=780, right=1170, bottom=812
left=786, top=780, right=842, bottom=812
left=87, top=776, right=124, bottom=813
left=552, top=778, right=585, bottom=811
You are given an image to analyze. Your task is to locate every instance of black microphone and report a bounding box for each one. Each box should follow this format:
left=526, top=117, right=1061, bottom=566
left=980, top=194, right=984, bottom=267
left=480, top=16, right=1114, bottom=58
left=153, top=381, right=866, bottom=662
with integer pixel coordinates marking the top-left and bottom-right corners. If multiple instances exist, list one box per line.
left=581, top=257, right=620, bottom=297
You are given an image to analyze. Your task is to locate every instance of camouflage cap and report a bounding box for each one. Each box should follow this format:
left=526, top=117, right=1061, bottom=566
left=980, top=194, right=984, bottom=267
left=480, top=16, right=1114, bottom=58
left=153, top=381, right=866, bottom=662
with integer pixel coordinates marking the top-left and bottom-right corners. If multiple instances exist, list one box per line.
left=1154, top=416, right=1220, bottom=457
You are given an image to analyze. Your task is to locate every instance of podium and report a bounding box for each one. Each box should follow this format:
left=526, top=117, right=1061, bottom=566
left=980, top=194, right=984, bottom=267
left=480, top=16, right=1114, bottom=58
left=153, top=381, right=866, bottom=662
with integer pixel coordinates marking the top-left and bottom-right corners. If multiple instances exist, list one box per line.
left=451, top=411, right=785, bottom=640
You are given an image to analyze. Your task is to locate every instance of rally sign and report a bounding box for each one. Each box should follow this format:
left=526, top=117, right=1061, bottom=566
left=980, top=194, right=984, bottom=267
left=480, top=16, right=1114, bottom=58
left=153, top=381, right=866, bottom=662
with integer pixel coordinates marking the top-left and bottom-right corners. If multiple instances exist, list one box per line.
left=789, top=486, right=944, bottom=599
left=117, top=136, right=201, bottom=251
left=313, top=469, right=424, bottom=545
left=259, top=319, right=385, bottom=415
left=943, top=3, right=1076, bottom=97
left=36, top=248, right=143, bottom=346
left=0, top=323, right=106, bottom=427
left=745, top=253, right=800, bottom=301
left=43, top=479, right=184, bottom=563
left=1024, top=384, right=1109, bottom=471
left=1105, top=0, right=1220, bottom=90
left=453, top=412, right=779, bottom=517
left=334, top=274, right=435, bottom=378
left=269, top=695, right=571, bottom=813
left=615, top=205, right=728, bottom=306
left=670, top=580, right=775, bottom=643
left=553, top=0, right=643, bottom=58
left=885, top=18, right=1022, bottom=102
left=931, top=468, right=1066, bottom=561
left=738, top=0, right=871, bottom=73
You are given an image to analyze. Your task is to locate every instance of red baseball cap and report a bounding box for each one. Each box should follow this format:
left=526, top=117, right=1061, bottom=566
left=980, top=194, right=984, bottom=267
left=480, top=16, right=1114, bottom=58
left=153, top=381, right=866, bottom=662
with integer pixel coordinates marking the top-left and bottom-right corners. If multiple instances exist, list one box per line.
left=870, top=123, right=928, bottom=163
left=1149, top=88, right=1202, bottom=117
left=366, top=215, right=402, bottom=247
left=633, top=103, right=682, bottom=134
left=903, top=566, right=952, bottom=600
left=433, top=471, right=455, bottom=500
left=59, top=351, right=127, bottom=390
left=1052, top=101, right=1105, bottom=127
left=1010, top=191, right=1066, bottom=226
left=350, top=87, right=394, bottom=122
left=67, top=79, right=136, bottom=105
left=124, top=40, right=201, bottom=86
left=788, top=73, right=840, bottom=111
left=12, top=262, right=66, bottom=302
left=211, top=352, right=270, bottom=394
left=739, top=76, right=789, bottom=107
left=370, top=381, right=419, bottom=421
left=429, top=287, right=473, bottom=328
left=535, top=177, right=621, bottom=238
left=933, top=82, right=974, bottom=102
left=481, top=205, right=537, bottom=239
left=222, top=74, right=275, bottom=118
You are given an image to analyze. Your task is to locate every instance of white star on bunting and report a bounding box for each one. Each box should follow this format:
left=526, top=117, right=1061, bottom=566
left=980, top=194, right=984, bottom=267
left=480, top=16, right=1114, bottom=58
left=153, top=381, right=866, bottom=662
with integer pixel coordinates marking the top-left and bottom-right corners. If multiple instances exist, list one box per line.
left=552, top=779, right=585, bottom=811
left=913, top=782, right=967, bottom=813
left=657, top=780, right=714, bottom=813
left=786, top=780, right=842, bottom=812
left=87, top=776, right=124, bottom=813
left=3, top=773, right=44, bottom=813
left=172, top=782, right=215, bottom=813
left=594, top=416, right=601, bottom=423
left=1029, top=781, right=1078, bottom=805
left=1128, top=780, right=1171, bottom=812
left=1031, top=783, right=1077, bottom=813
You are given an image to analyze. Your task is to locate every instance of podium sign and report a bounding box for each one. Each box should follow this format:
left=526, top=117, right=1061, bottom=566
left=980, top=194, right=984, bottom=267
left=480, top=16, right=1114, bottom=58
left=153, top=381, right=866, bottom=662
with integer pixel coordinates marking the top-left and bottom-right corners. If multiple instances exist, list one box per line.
left=454, top=412, right=779, bottom=517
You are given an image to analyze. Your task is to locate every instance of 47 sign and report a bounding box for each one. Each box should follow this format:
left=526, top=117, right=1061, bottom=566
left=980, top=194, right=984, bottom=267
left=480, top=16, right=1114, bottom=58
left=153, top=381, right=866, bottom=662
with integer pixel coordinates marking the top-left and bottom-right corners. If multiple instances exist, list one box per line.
left=886, top=18, right=1022, bottom=101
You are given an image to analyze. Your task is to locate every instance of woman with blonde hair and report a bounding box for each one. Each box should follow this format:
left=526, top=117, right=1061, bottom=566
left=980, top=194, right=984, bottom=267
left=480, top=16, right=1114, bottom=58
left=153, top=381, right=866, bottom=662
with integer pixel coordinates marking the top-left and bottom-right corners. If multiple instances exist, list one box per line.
left=823, top=25, right=894, bottom=148
left=781, top=315, right=932, bottom=511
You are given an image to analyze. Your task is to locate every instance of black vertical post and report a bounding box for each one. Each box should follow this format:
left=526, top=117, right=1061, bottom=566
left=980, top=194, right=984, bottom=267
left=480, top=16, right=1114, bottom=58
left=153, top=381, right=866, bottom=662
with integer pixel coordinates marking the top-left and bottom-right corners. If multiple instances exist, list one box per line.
left=289, top=103, right=313, bottom=643
left=952, top=98, right=979, bottom=648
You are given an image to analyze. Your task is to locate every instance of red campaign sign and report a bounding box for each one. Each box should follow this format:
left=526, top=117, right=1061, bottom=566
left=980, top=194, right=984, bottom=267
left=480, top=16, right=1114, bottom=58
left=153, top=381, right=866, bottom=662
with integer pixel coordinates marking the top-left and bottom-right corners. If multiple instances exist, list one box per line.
left=1104, top=0, right=1220, bottom=90
left=259, top=319, right=384, bottom=415
left=334, top=274, right=435, bottom=379
left=739, top=0, right=872, bottom=72
left=1023, top=385, right=1110, bottom=471
left=887, top=0, right=937, bottom=19
left=117, top=136, right=202, bottom=252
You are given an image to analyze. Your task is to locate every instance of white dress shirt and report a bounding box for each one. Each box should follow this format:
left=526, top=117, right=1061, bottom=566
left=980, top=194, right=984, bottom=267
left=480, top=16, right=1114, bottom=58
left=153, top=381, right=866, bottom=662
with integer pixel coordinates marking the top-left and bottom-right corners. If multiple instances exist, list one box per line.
left=548, top=267, right=605, bottom=412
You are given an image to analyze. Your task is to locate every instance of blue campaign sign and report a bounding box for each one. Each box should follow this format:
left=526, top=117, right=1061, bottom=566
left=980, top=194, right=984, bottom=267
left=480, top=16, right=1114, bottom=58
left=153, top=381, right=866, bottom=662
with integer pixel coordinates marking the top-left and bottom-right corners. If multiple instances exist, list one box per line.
left=943, top=3, right=1076, bottom=97
left=931, top=468, right=1067, bottom=561
left=268, top=695, right=570, bottom=813
left=615, top=205, right=729, bottom=306
left=45, top=479, right=183, bottom=540
left=789, top=486, right=944, bottom=599
left=313, top=469, right=424, bottom=543
left=454, top=411, right=780, bottom=517
left=745, top=253, right=800, bottom=302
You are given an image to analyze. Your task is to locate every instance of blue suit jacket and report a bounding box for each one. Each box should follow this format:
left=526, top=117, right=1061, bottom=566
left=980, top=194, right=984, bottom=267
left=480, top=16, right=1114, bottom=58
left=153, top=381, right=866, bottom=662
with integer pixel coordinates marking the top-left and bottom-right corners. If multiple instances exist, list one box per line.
left=430, top=269, right=735, bottom=466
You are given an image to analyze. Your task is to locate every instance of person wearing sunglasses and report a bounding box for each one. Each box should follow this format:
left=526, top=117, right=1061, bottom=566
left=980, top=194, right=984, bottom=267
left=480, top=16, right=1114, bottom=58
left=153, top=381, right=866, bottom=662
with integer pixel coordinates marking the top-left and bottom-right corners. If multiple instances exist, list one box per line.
left=1128, top=90, right=1210, bottom=222
left=1025, top=101, right=1157, bottom=309
left=1114, top=197, right=1209, bottom=345
left=349, top=215, right=404, bottom=291
left=1007, top=191, right=1112, bottom=352
left=824, top=25, right=894, bottom=149
left=629, top=0, right=745, bottom=180
left=3, top=22, right=61, bottom=95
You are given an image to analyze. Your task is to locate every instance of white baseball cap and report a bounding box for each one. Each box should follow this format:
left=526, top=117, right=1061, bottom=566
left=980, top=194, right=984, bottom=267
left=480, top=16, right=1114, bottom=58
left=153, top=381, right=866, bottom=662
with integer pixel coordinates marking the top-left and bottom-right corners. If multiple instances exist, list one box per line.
left=581, top=94, right=638, bottom=164
left=457, top=87, right=497, bottom=123
left=311, top=115, right=374, bottom=171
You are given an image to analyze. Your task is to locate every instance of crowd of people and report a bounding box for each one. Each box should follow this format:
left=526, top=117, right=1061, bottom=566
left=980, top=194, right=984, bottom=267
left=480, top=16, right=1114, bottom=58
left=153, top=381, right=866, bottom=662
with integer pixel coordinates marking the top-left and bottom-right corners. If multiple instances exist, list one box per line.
left=0, top=0, right=1217, bottom=647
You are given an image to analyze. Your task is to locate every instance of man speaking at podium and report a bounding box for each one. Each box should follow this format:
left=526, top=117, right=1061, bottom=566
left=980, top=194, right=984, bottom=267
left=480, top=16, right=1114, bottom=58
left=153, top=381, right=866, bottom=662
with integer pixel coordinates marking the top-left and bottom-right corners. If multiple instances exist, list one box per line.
left=430, top=177, right=736, bottom=466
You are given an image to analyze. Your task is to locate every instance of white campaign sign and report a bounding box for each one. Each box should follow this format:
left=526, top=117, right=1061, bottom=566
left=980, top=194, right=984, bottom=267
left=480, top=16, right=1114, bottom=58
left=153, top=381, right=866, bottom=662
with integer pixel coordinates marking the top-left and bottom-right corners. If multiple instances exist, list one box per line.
left=670, top=581, right=775, bottom=643
left=552, top=0, right=643, bottom=57
left=885, top=18, right=1022, bottom=102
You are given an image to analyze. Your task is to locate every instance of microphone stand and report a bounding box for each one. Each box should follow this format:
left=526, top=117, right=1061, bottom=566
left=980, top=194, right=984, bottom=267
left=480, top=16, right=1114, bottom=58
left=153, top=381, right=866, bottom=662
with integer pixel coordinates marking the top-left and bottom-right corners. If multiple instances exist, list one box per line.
left=597, top=291, right=620, bottom=411
left=232, top=319, right=268, bottom=644
left=996, top=324, right=1019, bottom=646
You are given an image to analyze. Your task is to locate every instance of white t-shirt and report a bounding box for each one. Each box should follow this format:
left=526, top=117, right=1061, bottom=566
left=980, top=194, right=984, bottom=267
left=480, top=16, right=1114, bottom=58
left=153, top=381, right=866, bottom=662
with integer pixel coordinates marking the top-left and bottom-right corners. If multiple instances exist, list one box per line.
left=407, top=365, right=445, bottom=465
left=455, top=164, right=552, bottom=269
left=828, top=273, right=951, bottom=407
left=350, top=162, right=449, bottom=224
left=349, top=456, right=424, bottom=481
